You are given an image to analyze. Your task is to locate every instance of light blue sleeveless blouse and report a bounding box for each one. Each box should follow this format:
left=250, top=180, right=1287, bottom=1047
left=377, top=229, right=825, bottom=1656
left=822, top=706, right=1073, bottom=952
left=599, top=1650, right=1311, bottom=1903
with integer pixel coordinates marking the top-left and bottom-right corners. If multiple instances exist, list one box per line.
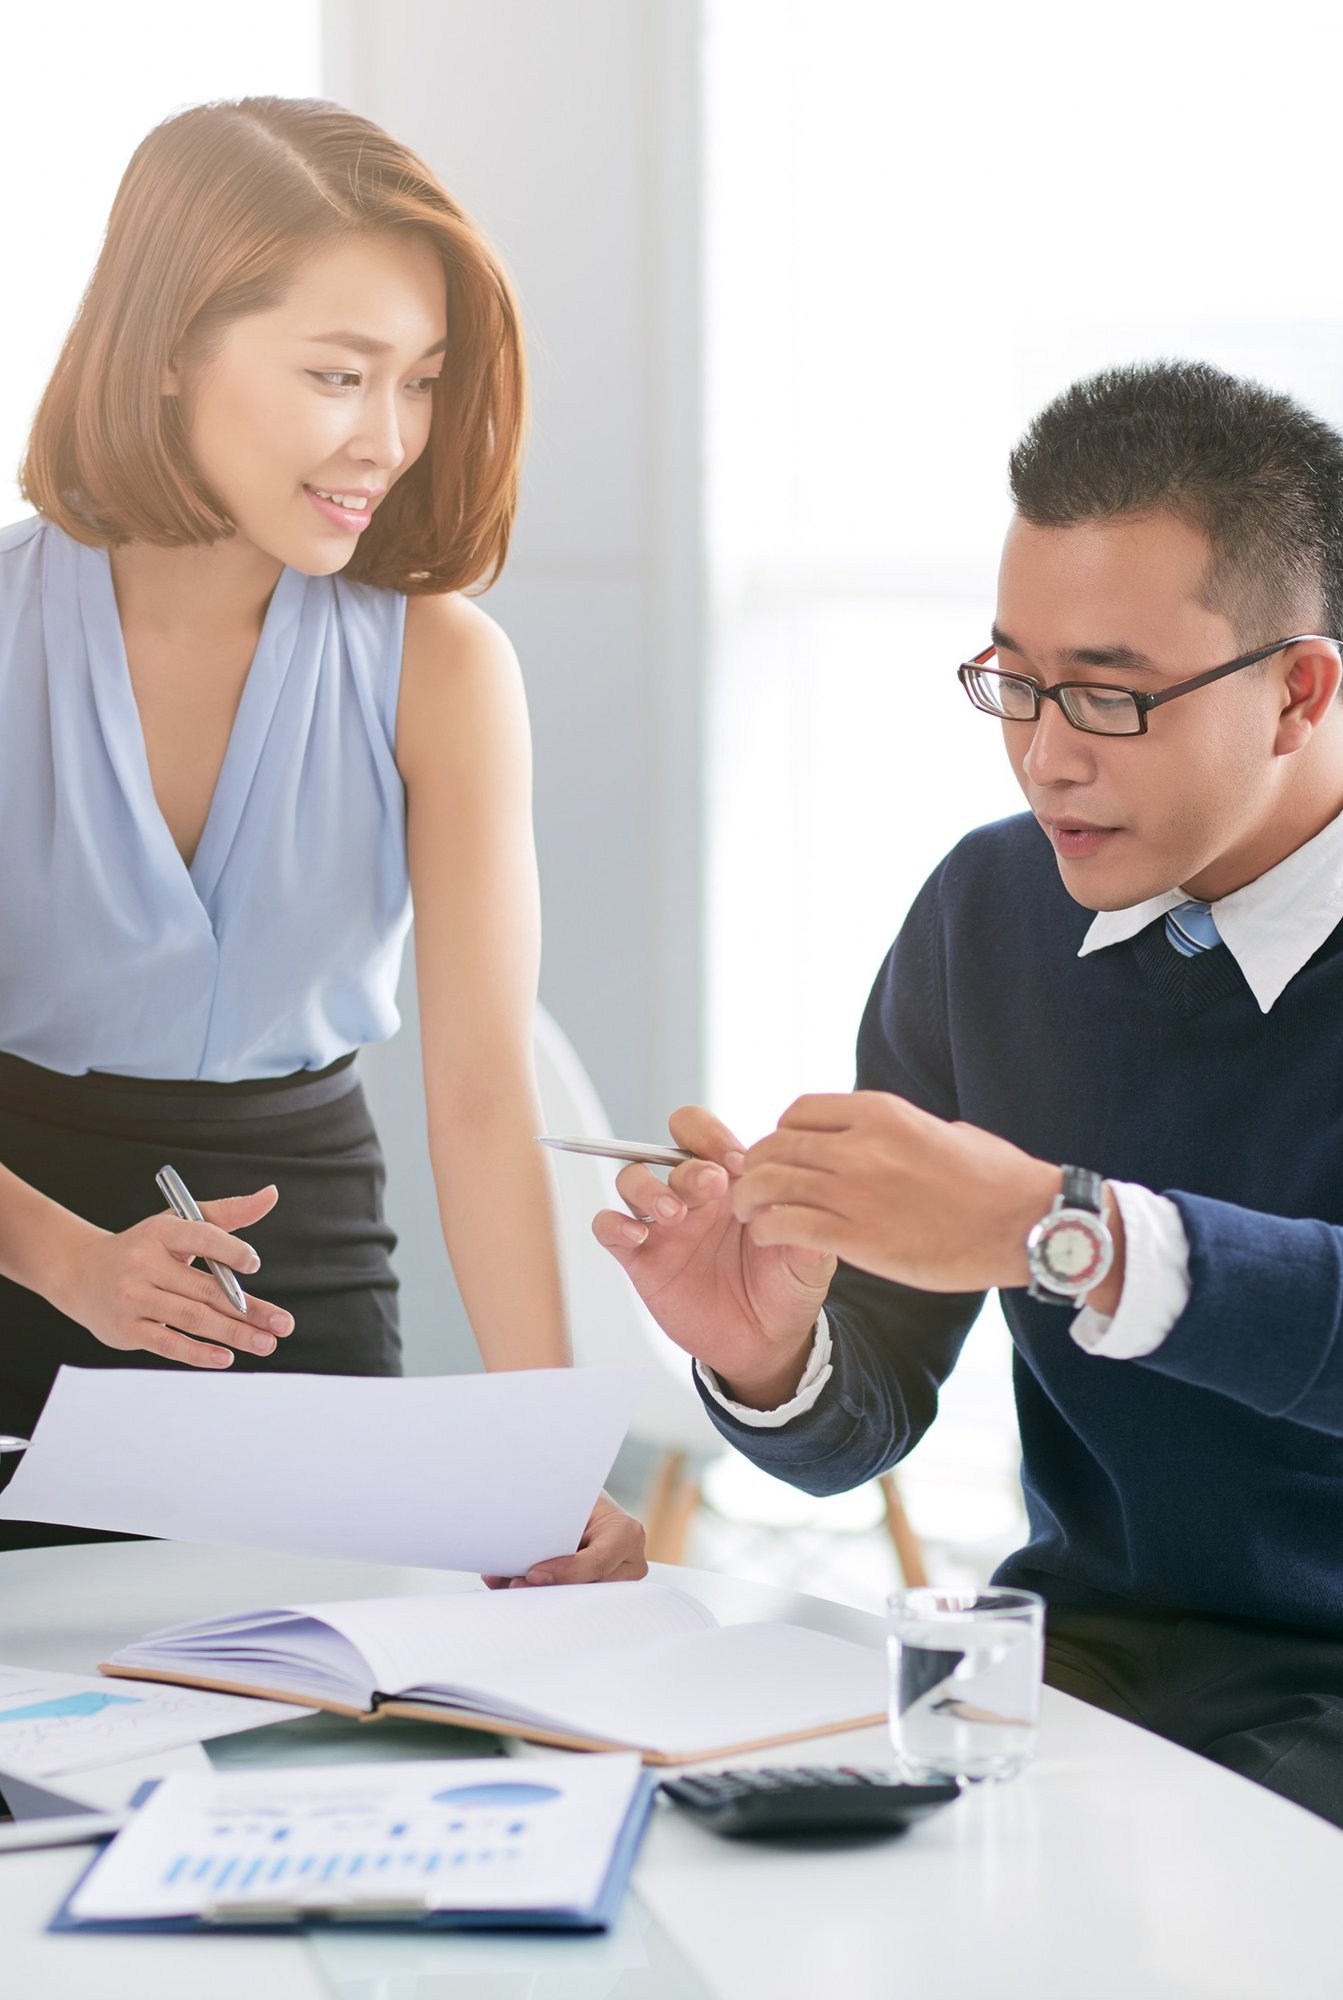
left=0, top=518, right=412, bottom=1080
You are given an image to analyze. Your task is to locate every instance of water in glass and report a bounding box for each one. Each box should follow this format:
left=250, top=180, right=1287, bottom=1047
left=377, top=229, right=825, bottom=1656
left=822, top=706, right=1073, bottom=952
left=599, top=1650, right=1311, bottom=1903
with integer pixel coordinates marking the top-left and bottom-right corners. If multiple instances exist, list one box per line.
left=887, top=1593, right=1042, bottom=1783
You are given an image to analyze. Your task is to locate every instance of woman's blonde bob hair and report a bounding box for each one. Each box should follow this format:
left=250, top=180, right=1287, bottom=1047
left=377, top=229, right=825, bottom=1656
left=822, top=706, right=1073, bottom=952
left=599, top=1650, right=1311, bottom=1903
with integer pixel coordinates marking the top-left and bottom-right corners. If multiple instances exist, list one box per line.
left=22, top=97, right=527, bottom=595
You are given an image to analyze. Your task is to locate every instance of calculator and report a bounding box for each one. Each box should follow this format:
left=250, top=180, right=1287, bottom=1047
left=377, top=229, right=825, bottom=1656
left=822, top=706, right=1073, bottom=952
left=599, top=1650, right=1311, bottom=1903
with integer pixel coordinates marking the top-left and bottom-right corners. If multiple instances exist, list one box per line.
left=659, top=1766, right=960, bottom=1838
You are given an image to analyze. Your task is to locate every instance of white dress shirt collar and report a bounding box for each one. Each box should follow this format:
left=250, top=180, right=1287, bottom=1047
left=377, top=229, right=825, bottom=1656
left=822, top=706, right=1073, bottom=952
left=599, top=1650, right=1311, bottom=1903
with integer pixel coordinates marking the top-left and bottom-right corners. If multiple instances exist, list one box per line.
left=1077, top=805, right=1343, bottom=1013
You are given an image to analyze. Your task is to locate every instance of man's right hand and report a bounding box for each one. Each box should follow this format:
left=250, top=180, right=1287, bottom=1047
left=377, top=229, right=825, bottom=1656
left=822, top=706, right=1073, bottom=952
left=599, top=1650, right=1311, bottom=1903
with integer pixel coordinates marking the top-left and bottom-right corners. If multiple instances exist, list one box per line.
left=591, top=1106, right=835, bottom=1410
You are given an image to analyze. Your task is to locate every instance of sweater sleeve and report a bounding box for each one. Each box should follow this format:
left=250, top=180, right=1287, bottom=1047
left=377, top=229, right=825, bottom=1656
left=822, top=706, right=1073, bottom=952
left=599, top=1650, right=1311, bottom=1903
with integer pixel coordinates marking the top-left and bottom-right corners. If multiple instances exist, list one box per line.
left=1134, top=1190, right=1343, bottom=1433
left=694, top=863, right=985, bottom=1493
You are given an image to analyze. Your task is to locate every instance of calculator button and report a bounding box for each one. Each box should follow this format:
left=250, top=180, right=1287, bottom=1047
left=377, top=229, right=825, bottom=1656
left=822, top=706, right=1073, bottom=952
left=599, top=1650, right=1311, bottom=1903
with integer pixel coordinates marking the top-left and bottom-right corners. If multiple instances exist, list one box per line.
left=666, top=1778, right=732, bottom=1803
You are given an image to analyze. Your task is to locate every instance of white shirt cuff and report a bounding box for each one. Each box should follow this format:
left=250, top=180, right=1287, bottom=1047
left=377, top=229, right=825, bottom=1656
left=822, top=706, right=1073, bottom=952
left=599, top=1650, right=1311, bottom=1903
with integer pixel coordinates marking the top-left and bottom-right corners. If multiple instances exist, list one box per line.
left=1070, top=1180, right=1191, bottom=1360
left=696, top=1311, right=834, bottom=1427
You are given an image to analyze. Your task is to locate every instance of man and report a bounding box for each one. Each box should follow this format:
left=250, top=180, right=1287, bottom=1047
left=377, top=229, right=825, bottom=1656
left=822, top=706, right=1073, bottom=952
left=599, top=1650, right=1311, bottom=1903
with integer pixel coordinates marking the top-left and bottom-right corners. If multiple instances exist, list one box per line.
left=596, top=360, right=1343, bottom=1828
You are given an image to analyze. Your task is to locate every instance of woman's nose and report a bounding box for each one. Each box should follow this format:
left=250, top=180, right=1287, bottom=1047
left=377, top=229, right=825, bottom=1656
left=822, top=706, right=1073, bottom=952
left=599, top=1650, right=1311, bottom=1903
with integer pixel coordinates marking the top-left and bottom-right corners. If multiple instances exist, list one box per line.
left=350, top=394, right=407, bottom=473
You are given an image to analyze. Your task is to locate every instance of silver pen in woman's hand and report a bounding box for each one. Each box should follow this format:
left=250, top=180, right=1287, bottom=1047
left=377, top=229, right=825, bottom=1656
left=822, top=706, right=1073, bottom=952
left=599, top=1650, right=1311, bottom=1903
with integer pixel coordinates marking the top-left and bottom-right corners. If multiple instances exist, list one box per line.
left=155, top=1164, right=249, bottom=1314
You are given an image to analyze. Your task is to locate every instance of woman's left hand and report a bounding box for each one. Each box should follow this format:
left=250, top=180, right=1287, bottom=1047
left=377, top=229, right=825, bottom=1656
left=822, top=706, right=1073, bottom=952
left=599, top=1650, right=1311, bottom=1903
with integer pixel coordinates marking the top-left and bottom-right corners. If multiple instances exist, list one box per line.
left=482, top=1491, right=648, bottom=1589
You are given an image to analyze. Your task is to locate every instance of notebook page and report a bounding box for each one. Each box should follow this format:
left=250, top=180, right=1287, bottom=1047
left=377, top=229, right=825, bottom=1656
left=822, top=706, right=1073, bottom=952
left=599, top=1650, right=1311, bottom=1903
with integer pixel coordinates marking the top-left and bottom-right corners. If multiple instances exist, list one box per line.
left=434, top=1621, right=887, bottom=1755
left=302, top=1583, right=717, bottom=1703
left=109, top=1610, right=376, bottom=1708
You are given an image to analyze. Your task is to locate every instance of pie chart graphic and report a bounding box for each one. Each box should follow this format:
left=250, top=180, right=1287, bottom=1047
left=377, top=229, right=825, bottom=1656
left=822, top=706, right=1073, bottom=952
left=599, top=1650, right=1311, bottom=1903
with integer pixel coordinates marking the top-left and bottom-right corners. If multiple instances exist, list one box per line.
left=431, top=1782, right=563, bottom=1808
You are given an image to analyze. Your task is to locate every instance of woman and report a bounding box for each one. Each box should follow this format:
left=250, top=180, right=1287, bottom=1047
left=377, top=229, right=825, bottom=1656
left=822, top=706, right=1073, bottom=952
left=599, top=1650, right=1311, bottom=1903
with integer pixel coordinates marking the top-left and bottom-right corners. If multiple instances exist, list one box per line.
left=0, top=96, right=643, bottom=1582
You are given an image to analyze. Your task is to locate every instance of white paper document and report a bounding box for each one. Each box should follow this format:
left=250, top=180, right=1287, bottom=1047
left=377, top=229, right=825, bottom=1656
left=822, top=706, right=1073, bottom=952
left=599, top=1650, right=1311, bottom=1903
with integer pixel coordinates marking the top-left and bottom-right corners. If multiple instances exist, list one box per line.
left=0, top=1665, right=310, bottom=1778
left=67, top=1755, right=645, bottom=1922
left=0, top=1366, right=642, bottom=1574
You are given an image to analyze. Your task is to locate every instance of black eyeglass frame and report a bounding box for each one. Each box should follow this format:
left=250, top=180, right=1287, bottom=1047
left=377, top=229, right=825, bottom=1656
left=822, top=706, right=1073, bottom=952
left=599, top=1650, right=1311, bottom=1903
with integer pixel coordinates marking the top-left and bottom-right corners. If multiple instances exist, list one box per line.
left=957, top=633, right=1340, bottom=737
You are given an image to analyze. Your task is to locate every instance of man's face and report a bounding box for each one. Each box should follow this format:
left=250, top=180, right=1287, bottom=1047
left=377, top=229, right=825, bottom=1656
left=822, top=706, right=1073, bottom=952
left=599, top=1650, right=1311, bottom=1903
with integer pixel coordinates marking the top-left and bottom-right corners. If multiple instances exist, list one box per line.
left=995, top=510, right=1297, bottom=909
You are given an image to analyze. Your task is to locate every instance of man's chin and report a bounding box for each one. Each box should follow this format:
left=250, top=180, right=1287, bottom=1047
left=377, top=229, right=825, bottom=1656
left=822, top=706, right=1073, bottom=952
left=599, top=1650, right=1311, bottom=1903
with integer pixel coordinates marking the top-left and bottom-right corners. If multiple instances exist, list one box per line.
left=1051, top=849, right=1165, bottom=914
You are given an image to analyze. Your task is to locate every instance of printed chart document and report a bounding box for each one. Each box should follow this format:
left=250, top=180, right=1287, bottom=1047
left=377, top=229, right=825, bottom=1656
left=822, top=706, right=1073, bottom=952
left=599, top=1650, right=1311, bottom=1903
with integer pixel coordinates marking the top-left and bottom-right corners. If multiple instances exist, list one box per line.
left=104, top=1581, right=887, bottom=1764
left=55, top=1755, right=653, bottom=1932
left=0, top=1365, right=642, bottom=1575
left=0, top=1665, right=310, bottom=1779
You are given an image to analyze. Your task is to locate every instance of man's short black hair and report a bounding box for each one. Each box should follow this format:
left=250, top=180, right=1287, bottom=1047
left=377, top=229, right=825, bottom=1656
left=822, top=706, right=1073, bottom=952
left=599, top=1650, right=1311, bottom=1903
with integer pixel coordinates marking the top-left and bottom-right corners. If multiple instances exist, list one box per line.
left=1008, top=360, right=1343, bottom=645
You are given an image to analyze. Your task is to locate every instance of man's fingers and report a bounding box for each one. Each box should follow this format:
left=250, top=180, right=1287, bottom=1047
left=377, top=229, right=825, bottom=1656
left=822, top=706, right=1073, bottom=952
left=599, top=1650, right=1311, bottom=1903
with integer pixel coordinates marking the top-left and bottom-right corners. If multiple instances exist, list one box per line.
left=733, top=1162, right=840, bottom=1221
left=612, top=1157, right=730, bottom=1229
left=667, top=1157, right=730, bottom=1208
left=742, top=1201, right=840, bottom=1256
left=614, top=1162, right=677, bottom=1221
left=667, top=1105, right=748, bottom=1172
left=592, top=1208, right=650, bottom=1264
left=777, top=1092, right=878, bottom=1131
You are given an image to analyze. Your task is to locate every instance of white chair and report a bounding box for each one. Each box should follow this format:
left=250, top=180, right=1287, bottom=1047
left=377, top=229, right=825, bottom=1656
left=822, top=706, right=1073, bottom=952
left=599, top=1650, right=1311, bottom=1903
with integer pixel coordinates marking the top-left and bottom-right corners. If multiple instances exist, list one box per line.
left=533, top=1005, right=927, bottom=1583
left=533, top=1005, right=720, bottom=1560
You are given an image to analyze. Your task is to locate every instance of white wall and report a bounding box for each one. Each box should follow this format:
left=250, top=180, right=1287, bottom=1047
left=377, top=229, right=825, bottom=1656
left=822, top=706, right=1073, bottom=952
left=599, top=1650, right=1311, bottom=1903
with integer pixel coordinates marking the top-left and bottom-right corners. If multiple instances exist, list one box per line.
left=324, top=1, right=706, bottom=1371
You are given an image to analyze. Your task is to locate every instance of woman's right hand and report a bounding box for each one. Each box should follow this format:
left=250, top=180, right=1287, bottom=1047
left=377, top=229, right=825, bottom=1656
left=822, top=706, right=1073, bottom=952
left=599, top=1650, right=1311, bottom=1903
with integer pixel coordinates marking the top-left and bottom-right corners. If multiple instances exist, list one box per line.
left=591, top=1106, right=835, bottom=1409
left=45, top=1186, right=294, bottom=1369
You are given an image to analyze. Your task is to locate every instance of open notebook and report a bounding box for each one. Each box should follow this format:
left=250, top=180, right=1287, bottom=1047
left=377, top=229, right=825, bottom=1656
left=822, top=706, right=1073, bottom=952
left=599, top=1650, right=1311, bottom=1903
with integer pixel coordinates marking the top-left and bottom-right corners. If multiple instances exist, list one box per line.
left=103, top=1582, right=887, bottom=1765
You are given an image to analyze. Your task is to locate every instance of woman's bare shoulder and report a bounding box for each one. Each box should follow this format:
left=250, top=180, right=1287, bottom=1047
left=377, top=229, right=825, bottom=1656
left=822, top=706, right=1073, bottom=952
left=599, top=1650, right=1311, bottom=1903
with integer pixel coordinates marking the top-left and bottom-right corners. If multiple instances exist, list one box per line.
left=397, top=592, right=527, bottom=779
left=402, top=588, right=519, bottom=679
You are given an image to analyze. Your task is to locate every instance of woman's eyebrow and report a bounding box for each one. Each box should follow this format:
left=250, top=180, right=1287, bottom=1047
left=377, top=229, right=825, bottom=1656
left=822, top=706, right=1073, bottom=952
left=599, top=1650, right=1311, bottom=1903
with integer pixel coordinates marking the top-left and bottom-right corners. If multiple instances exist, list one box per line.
left=304, top=331, right=448, bottom=359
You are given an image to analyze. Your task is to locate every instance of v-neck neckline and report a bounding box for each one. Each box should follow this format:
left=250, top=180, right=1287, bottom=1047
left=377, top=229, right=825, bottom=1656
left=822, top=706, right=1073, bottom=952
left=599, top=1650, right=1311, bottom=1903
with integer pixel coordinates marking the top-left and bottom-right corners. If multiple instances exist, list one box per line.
left=78, top=541, right=308, bottom=913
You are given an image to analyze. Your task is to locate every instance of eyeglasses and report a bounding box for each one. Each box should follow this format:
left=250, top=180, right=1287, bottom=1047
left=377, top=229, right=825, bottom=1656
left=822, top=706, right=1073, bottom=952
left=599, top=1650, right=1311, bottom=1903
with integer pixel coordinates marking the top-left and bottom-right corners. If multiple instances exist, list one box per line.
left=957, top=634, right=1337, bottom=738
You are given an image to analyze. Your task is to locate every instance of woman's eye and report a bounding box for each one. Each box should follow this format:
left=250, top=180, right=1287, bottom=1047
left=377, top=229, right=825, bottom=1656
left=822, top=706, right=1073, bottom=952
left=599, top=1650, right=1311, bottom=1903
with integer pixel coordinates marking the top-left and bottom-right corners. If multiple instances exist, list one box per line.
left=407, top=374, right=442, bottom=395
left=308, top=370, right=361, bottom=389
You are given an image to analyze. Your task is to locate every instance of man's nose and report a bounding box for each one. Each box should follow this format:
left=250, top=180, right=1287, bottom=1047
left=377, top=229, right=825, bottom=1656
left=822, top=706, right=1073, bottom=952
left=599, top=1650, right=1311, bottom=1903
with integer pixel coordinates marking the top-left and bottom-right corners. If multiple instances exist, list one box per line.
left=1021, top=695, right=1097, bottom=786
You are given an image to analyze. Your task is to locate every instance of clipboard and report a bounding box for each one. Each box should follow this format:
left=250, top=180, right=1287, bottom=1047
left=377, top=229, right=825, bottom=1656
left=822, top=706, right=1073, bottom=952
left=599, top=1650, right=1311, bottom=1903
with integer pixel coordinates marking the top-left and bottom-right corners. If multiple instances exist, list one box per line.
left=48, top=1768, right=657, bottom=1935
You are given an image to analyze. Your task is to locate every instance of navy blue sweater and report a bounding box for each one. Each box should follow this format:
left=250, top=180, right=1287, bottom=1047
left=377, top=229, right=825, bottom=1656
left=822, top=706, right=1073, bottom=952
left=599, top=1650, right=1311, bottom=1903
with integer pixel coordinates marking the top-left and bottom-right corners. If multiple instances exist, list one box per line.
left=700, top=812, right=1343, bottom=1632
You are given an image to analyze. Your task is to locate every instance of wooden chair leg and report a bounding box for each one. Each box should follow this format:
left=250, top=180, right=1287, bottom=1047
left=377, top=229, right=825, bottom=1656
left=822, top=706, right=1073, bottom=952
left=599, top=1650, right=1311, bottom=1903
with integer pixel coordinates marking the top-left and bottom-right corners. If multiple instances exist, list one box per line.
left=642, top=1449, right=703, bottom=1566
left=879, top=1472, right=929, bottom=1588
left=643, top=1450, right=686, bottom=1563
left=656, top=1471, right=702, bottom=1568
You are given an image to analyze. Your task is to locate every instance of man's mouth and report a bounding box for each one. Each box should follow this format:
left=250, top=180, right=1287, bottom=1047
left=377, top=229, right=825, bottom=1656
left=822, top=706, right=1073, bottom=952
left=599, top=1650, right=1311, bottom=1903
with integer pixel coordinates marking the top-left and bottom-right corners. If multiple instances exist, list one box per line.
left=1038, top=818, right=1120, bottom=859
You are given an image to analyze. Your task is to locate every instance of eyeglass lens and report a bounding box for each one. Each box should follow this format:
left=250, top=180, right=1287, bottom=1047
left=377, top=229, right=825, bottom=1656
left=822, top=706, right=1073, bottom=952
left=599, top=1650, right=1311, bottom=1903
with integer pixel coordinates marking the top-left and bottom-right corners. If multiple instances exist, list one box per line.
left=963, top=665, right=1142, bottom=736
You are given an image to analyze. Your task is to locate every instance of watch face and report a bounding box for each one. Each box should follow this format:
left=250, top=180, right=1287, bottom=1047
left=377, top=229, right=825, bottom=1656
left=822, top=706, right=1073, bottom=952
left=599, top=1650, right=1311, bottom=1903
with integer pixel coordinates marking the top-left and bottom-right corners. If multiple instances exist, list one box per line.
left=1039, top=1215, right=1107, bottom=1288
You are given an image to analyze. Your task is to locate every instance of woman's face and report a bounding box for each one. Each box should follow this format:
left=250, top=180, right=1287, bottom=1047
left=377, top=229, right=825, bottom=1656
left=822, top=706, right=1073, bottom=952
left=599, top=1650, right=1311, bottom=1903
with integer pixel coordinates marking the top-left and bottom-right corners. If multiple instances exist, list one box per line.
left=167, top=231, right=448, bottom=575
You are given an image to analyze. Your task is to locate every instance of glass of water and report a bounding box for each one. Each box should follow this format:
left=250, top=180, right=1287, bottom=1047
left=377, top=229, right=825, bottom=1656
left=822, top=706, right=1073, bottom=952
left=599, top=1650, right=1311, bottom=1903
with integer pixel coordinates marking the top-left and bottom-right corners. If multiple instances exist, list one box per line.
left=887, top=1586, right=1044, bottom=1784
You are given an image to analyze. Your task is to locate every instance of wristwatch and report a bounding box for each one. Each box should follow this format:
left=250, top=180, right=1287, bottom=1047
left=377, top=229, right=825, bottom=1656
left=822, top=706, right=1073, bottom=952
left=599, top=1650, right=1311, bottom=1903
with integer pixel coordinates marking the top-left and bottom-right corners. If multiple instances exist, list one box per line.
left=1025, top=1166, right=1114, bottom=1305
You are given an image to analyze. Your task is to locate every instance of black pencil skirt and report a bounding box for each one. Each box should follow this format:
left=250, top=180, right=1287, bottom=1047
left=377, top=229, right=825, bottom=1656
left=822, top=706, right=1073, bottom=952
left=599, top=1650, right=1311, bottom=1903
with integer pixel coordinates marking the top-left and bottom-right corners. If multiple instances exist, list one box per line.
left=0, top=1050, right=401, bottom=1551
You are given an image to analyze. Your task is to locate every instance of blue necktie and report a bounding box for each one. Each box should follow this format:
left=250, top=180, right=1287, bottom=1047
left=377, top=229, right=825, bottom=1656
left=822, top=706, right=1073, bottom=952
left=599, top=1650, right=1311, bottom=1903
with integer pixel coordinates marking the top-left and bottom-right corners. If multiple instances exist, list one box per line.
left=1165, top=899, right=1221, bottom=957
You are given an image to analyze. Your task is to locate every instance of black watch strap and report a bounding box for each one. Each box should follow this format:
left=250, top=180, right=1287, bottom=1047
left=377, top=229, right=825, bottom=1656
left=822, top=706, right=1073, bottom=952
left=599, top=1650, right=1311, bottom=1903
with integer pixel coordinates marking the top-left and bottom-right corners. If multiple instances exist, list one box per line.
left=1060, top=1165, right=1104, bottom=1215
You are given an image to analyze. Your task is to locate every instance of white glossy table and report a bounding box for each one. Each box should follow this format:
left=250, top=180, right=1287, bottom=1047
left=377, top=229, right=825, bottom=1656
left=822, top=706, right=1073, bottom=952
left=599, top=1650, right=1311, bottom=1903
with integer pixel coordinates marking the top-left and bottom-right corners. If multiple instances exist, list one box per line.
left=2, top=1540, right=1341, bottom=2000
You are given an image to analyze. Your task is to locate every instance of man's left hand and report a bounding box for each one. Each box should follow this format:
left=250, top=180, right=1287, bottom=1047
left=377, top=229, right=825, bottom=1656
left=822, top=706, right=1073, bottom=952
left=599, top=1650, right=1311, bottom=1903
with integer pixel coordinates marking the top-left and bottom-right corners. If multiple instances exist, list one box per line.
left=731, top=1091, right=1069, bottom=1294
left=482, top=1491, right=649, bottom=1590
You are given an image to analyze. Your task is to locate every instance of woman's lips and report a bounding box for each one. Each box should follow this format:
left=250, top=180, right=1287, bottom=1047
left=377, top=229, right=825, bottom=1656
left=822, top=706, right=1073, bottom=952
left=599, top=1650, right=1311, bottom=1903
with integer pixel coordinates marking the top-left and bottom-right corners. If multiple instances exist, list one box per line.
left=304, top=487, right=376, bottom=533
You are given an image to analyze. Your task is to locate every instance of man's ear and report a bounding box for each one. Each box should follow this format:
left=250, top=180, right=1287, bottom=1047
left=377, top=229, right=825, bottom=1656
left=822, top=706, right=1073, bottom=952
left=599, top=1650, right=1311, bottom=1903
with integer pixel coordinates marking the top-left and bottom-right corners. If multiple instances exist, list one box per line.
left=1276, top=641, right=1343, bottom=754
